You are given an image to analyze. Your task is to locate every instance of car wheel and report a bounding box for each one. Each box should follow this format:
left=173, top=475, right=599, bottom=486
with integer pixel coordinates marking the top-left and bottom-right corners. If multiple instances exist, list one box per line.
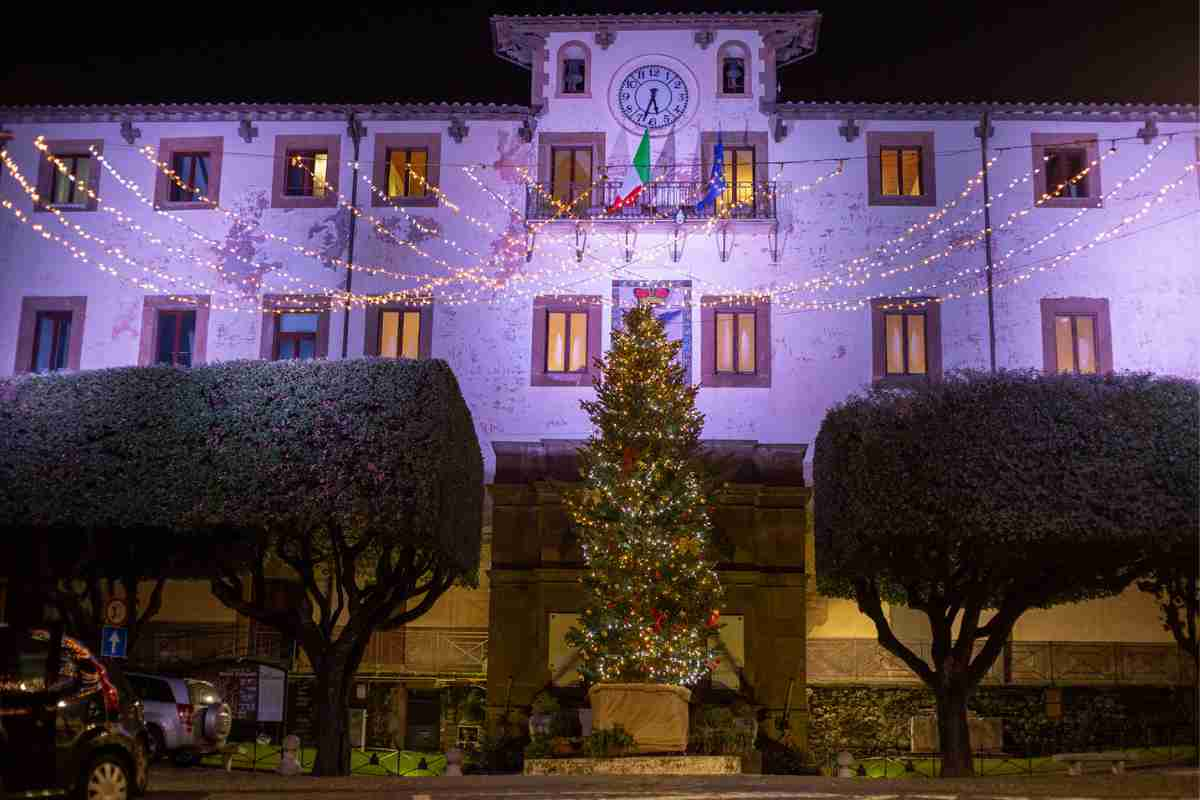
left=172, top=750, right=196, bottom=767
left=81, top=755, right=130, bottom=800
left=146, top=726, right=167, bottom=762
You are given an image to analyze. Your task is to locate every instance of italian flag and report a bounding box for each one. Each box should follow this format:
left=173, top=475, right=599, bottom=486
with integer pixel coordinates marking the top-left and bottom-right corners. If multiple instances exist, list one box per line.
left=608, top=129, right=651, bottom=213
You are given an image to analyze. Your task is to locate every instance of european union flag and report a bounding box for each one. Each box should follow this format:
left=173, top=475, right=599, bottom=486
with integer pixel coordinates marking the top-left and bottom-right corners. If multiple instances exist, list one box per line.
left=695, top=135, right=726, bottom=213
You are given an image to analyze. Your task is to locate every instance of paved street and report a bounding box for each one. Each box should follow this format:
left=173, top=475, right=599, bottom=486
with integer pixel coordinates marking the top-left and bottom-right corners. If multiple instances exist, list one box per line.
left=147, top=765, right=1200, bottom=800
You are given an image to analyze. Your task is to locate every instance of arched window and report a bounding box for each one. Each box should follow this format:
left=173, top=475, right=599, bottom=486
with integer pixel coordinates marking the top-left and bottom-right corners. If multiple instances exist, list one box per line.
left=717, top=41, right=751, bottom=97
left=557, top=41, right=591, bottom=97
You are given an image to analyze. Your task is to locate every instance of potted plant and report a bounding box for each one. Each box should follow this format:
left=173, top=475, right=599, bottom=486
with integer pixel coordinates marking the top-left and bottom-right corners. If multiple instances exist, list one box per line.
left=564, top=306, right=725, bottom=754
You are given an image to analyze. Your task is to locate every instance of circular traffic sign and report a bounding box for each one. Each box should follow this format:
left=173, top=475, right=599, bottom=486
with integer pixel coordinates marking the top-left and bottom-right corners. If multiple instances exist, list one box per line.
left=104, top=598, right=128, bottom=626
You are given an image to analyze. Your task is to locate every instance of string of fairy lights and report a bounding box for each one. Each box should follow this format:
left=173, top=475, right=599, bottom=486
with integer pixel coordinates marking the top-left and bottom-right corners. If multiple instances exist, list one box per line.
left=3, top=127, right=1196, bottom=316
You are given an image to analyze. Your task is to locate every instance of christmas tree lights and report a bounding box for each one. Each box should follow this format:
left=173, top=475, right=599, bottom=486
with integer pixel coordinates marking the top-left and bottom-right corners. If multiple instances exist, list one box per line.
left=565, top=305, right=724, bottom=686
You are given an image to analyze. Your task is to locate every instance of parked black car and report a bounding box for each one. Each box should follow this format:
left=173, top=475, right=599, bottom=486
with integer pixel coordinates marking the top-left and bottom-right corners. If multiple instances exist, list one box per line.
left=0, top=625, right=149, bottom=799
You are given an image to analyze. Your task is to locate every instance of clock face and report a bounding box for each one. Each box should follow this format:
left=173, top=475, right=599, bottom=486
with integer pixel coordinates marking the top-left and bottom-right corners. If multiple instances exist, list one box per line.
left=614, top=64, right=690, bottom=130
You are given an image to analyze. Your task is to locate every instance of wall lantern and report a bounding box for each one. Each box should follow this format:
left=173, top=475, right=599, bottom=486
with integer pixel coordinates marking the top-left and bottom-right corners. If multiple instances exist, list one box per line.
left=524, top=224, right=536, bottom=262
left=670, top=207, right=687, bottom=263
left=715, top=223, right=733, bottom=263
left=574, top=221, right=589, bottom=263
left=622, top=226, right=638, bottom=264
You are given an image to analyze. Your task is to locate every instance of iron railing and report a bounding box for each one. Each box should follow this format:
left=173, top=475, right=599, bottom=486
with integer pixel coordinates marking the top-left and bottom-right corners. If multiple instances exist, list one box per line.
left=525, top=180, right=778, bottom=221
left=129, top=621, right=290, bottom=669
left=292, top=626, right=488, bottom=680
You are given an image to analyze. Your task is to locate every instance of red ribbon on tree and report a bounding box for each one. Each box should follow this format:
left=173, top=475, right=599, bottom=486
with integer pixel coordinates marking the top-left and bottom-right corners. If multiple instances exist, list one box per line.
left=706, top=609, right=721, bottom=628
left=651, top=608, right=667, bottom=633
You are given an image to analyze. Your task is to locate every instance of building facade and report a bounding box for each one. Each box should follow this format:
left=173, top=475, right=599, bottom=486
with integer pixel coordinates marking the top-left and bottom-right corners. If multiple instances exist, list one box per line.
left=1, top=11, right=1196, bottom=749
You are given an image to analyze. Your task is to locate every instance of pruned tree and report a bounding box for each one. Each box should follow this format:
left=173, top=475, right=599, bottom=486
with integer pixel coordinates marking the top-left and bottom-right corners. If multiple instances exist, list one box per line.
left=814, top=370, right=1198, bottom=776
left=0, top=358, right=483, bottom=776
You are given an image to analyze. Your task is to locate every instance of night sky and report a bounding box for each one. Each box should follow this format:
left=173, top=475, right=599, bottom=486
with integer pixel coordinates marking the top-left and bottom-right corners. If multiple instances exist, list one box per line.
left=0, top=1, right=1195, bottom=108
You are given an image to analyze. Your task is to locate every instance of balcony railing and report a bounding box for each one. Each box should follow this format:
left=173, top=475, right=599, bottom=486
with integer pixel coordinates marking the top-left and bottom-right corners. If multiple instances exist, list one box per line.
left=526, top=180, right=778, bottom=221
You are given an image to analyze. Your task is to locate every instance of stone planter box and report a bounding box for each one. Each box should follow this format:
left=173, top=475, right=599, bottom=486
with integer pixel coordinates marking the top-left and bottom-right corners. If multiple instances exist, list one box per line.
left=588, top=683, right=691, bottom=754
left=525, top=755, right=741, bottom=776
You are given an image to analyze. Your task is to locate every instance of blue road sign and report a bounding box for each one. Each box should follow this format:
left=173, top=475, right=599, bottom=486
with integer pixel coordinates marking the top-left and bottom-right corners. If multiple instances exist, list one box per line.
left=100, top=626, right=128, bottom=659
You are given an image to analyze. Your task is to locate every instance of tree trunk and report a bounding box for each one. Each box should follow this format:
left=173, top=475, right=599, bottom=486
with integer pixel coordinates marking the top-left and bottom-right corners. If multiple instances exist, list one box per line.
left=309, top=633, right=372, bottom=777
left=935, top=682, right=974, bottom=777
left=311, top=652, right=353, bottom=777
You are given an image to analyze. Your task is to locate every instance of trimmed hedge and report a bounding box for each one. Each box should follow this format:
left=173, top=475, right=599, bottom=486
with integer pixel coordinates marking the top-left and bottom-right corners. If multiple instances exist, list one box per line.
left=806, top=684, right=1197, bottom=761
left=0, top=358, right=483, bottom=571
left=814, top=370, right=1199, bottom=608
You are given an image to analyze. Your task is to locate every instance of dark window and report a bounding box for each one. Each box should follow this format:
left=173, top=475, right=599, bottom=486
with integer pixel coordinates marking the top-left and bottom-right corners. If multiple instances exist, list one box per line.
left=722, top=57, right=746, bottom=94
left=31, top=310, right=72, bottom=372
left=1053, top=314, right=1098, bottom=374
left=721, top=147, right=756, bottom=210
left=284, top=150, right=330, bottom=198
left=168, top=153, right=211, bottom=202
left=883, top=312, right=928, bottom=375
left=715, top=311, right=756, bottom=374
left=545, top=310, right=589, bottom=372
left=550, top=146, right=593, bottom=211
left=127, top=674, right=176, bottom=704
left=563, top=58, right=586, bottom=94
left=49, top=155, right=94, bottom=206
left=880, top=147, right=923, bottom=196
left=386, top=148, right=428, bottom=198
left=156, top=309, right=196, bottom=366
left=1044, top=148, right=1089, bottom=198
left=274, top=313, right=319, bottom=360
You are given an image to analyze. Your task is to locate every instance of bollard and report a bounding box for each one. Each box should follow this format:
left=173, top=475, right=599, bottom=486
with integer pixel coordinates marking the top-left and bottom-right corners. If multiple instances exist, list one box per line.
left=277, top=735, right=302, bottom=776
left=836, top=750, right=854, bottom=778
left=444, top=747, right=464, bottom=776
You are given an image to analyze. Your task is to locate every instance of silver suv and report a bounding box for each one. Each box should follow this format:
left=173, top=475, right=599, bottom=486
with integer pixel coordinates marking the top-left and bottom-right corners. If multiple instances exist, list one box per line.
left=126, top=673, right=232, bottom=764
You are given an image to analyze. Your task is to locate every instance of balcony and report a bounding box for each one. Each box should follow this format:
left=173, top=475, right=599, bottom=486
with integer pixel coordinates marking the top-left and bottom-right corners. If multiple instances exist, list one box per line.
left=526, top=180, right=778, bottom=222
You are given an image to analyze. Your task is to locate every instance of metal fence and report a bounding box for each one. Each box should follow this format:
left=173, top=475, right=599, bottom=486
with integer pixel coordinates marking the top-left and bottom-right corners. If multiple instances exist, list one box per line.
left=129, top=622, right=290, bottom=669
left=525, top=180, right=778, bottom=221
left=808, top=639, right=1196, bottom=685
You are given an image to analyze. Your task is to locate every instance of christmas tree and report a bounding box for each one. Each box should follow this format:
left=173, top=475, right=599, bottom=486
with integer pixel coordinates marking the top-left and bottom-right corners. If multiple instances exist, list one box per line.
left=565, top=304, right=724, bottom=685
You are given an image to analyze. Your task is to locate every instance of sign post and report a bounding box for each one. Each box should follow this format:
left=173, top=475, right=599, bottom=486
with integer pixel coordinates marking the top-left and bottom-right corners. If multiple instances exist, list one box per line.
left=100, top=626, right=128, bottom=659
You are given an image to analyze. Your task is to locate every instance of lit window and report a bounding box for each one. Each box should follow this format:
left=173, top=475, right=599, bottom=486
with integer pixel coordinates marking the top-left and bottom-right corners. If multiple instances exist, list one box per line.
left=550, top=146, right=592, bottom=211
left=721, top=147, right=756, bottom=213
left=168, top=153, right=211, bottom=202
left=275, top=313, right=320, bottom=360
left=884, top=312, right=927, bottom=375
left=285, top=150, right=329, bottom=198
left=50, top=155, right=93, bottom=206
left=1054, top=314, right=1097, bottom=374
left=546, top=311, right=588, bottom=373
left=386, top=149, right=428, bottom=198
left=32, top=311, right=71, bottom=372
left=880, top=148, right=922, bottom=196
left=380, top=310, right=422, bottom=359
left=156, top=310, right=196, bottom=367
left=715, top=312, right=755, bottom=374
left=1044, top=148, right=1089, bottom=199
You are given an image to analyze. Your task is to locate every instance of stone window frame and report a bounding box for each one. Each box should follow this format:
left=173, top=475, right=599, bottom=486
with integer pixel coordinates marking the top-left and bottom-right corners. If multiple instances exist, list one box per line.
left=537, top=131, right=606, bottom=187
left=870, top=297, right=943, bottom=386
left=363, top=301, right=434, bottom=358
left=35, top=139, right=103, bottom=213
left=14, top=296, right=87, bottom=373
left=716, top=40, right=752, bottom=99
left=1040, top=297, right=1113, bottom=374
left=700, top=296, right=771, bottom=388
left=153, top=137, right=224, bottom=210
left=270, top=134, right=342, bottom=210
left=138, top=295, right=211, bottom=366
left=259, top=294, right=332, bottom=360
left=700, top=131, right=769, bottom=184
left=1031, top=133, right=1103, bottom=209
left=555, top=40, right=592, bottom=98
left=370, top=133, right=441, bottom=209
left=531, top=294, right=602, bottom=387
left=866, top=131, right=937, bottom=208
